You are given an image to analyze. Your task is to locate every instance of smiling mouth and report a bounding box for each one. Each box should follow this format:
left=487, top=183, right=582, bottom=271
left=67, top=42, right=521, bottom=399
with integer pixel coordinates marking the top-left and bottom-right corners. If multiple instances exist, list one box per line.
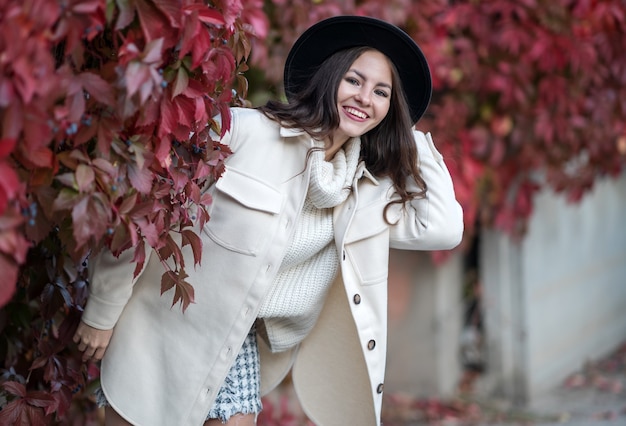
left=344, top=106, right=368, bottom=120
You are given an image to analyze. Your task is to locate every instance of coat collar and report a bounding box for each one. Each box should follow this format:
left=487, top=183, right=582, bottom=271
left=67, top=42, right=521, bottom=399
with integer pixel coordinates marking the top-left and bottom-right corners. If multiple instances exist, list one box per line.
left=279, top=126, right=379, bottom=186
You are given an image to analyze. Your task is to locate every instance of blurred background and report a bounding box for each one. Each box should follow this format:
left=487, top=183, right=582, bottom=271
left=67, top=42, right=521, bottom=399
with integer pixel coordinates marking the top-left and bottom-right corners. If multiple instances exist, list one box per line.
left=249, top=1, right=626, bottom=424
left=1, top=0, right=625, bottom=424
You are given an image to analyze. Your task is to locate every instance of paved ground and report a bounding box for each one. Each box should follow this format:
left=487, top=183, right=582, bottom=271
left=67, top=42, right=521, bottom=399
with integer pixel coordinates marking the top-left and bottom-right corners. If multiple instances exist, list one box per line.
left=379, top=342, right=626, bottom=426
left=259, top=343, right=626, bottom=425
left=521, top=358, right=626, bottom=426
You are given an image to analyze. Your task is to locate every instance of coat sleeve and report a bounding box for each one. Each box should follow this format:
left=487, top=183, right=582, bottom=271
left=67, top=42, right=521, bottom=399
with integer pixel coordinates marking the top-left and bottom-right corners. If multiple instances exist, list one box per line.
left=81, top=246, right=151, bottom=330
left=81, top=109, right=243, bottom=330
left=388, top=130, right=464, bottom=250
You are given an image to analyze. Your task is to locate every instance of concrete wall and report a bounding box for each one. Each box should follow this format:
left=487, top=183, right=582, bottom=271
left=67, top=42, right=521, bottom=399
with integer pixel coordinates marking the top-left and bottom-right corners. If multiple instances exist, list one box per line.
left=480, top=174, right=626, bottom=405
left=385, top=249, right=464, bottom=397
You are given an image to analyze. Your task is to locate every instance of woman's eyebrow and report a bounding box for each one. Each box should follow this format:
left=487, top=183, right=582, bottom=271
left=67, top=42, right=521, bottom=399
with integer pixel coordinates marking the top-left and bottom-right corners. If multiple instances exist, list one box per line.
left=348, top=69, right=392, bottom=90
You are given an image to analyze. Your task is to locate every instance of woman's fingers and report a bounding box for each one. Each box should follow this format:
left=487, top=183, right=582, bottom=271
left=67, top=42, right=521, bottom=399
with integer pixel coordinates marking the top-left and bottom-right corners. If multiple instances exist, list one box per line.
left=82, top=345, right=97, bottom=361
left=94, top=346, right=107, bottom=361
left=73, top=321, right=113, bottom=362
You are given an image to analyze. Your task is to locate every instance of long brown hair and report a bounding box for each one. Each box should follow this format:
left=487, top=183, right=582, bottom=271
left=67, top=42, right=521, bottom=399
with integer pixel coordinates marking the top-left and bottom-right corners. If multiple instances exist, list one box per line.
left=260, top=46, right=427, bottom=210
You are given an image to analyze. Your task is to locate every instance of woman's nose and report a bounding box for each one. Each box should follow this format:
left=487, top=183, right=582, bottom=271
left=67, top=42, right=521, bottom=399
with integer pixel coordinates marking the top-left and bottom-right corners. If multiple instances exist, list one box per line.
left=355, top=89, right=371, bottom=105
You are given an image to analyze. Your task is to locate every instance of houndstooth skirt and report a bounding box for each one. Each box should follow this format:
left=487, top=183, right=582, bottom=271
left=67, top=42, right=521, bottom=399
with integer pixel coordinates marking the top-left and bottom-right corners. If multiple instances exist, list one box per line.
left=95, top=327, right=262, bottom=423
left=206, top=327, right=263, bottom=422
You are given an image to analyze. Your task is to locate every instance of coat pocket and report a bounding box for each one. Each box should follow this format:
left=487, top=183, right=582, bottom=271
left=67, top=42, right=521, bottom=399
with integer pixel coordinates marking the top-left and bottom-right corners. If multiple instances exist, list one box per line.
left=204, top=167, right=283, bottom=256
left=344, top=230, right=389, bottom=286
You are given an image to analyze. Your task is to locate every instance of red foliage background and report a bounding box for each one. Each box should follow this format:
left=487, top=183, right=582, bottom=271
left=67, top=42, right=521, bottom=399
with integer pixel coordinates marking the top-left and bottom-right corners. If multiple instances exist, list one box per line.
left=0, top=0, right=266, bottom=422
left=257, top=0, right=626, bottom=245
left=1, top=0, right=625, bottom=423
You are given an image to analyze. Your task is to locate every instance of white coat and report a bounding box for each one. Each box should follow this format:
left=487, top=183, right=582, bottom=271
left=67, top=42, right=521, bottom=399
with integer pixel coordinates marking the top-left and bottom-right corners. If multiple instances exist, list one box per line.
left=82, top=107, right=463, bottom=426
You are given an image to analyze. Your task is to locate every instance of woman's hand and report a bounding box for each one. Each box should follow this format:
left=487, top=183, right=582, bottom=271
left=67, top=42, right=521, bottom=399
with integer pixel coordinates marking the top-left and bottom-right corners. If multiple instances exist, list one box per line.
left=73, top=321, right=114, bottom=362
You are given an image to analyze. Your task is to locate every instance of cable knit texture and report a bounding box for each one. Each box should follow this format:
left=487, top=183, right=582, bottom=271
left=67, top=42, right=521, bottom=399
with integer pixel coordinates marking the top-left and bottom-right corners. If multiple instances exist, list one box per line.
left=258, top=138, right=361, bottom=352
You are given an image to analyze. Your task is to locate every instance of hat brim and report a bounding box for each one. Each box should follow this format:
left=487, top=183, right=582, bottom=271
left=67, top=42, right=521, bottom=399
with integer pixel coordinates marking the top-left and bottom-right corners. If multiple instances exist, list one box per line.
left=284, top=15, right=432, bottom=124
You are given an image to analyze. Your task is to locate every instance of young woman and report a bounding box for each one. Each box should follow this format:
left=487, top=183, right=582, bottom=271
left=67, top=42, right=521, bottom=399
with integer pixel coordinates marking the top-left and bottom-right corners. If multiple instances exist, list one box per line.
left=73, top=16, right=463, bottom=426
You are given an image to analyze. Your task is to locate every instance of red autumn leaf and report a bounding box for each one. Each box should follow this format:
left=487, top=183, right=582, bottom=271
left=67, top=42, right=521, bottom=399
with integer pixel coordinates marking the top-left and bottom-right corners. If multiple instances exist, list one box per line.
left=204, top=47, right=236, bottom=83
left=153, top=136, right=172, bottom=167
left=78, top=72, right=115, bottom=106
left=55, top=172, right=78, bottom=189
left=160, top=269, right=176, bottom=294
left=75, top=164, right=95, bottom=192
left=15, top=144, right=54, bottom=169
left=173, top=95, right=195, bottom=128
left=1, top=99, right=23, bottom=140
left=143, top=37, right=165, bottom=64
left=0, top=137, right=16, bottom=158
left=129, top=200, right=157, bottom=218
left=118, top=194, right=138, bottom=216
left=0, top=214, right=30, bottom=263
left=115, top=0, right=136, bottom=29
left=124, top=61, right=155, bottom=99
left=11, top=56, right=39, bottom=104
left=171, top=269, right=194, bottom=312
left=172, top=67, right=189, bottom=99
left=191, top=29, right=214, bottom=69
left=0, top=255, right=18, bottom=306
left=169, top=165, right=188, bottom=192
left=151, top=0, right=183, bottom=30
left=0, top=163, right=20, bottom=213
left=0, top=381, right=58, bottom=425
left=185, top=180, right=201, bottom=204
left=70, top=0, right=101, bottom=15
left=159, top=233, right=184, bottom=266
left=241, top=0, right=269, bottom=39
left=71, top=195, right=108, bottom=249
left=218, top=0, right=243, bottom=27
left=135, top=0, right=177, bottom=47
left=52, top=188, right=80, bottom=212
left=66, top=85, right=86, bottom=123
left=127, top=162, right=153, bottom=194
left=181, top=228, right=202, bottom=266
left=131, top=240, right=147, bottom=278
left=184, top=4, right=225, bottom=25
left=92, top=157, right=117, bottom=177
left=217, top=102, right=231, bottom=138
left=110, top=222, right=131, bottom=255
left=2, top=380, right=27, bottom=397
left=158, top=91, right=179, bottom=138
left=135, top=218, right=160, bottom=248
left=0, top=77, right=16, bottom=107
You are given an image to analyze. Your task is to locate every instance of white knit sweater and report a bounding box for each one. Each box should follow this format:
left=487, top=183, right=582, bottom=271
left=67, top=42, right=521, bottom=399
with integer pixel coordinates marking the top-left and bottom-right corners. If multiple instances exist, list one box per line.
left=257, top=138, right=361, bottom=352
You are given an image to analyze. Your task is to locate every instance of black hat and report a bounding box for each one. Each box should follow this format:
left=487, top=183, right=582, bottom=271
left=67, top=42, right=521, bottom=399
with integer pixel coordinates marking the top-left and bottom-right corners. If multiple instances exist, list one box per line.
left=284, top=15, right=432, bottom=124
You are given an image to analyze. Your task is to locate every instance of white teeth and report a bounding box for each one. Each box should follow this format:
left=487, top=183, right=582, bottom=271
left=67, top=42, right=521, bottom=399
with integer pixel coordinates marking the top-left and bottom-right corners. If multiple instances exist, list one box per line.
left=345, top=107, right=367, bottom=119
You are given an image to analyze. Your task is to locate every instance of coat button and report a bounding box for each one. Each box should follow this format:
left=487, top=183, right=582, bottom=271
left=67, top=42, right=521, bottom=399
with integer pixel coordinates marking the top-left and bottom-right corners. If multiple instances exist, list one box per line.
left=200, top=388, right=211, bottom=400
left=367, top=339, right=376, bottom=350
left=353, top=294, right=361, bottom=305
left=377, top=383, right=384, bottom=394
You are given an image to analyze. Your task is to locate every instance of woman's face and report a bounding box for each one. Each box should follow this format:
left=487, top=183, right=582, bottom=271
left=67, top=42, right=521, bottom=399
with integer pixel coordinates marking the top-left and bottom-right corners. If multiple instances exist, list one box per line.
left=333, top=50, right=393, bottom=144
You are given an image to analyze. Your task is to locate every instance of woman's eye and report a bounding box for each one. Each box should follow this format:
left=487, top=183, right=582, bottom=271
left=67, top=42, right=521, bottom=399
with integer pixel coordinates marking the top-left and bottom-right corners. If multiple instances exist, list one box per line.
left=375, top=89, right=390, bottom=98
left=345, top=77, right=360, bottom=86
